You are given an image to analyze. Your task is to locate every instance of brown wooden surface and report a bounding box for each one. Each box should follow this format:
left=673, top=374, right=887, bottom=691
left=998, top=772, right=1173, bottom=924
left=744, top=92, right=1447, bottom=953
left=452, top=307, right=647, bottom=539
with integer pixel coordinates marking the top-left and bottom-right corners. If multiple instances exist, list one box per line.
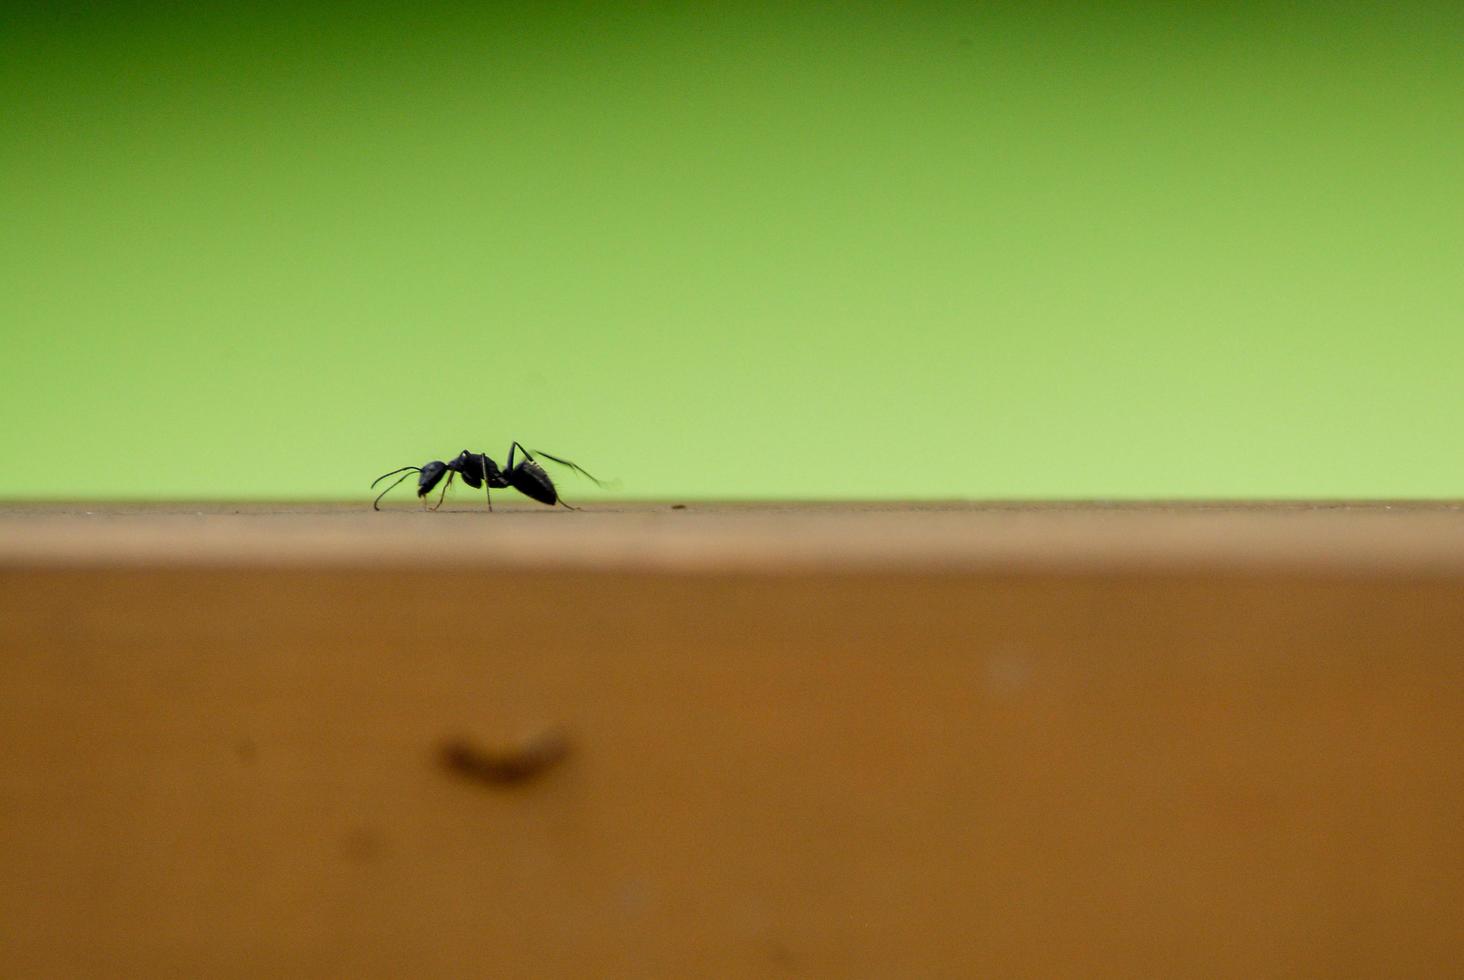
left=7, top=499, right=1464, bottom=574
left=2, top=503, right=1463, bottom=977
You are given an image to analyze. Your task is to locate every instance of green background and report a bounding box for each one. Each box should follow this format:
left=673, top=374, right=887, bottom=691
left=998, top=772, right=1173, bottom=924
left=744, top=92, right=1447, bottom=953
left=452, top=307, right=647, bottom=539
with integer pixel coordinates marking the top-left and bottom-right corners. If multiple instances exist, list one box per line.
left=4, top=3, right=1462, bottom=500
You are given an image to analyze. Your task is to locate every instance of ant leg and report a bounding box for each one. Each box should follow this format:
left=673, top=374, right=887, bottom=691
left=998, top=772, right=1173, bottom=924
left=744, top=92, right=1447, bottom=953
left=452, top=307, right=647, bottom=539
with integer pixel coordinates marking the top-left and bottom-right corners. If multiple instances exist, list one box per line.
left=510, top=441, right=606, bottom=487
left=480, top=456, right=493, bottom=512
left=532, top=448, right=608, bottom=488
left=429, top=471, right=455, bottom=511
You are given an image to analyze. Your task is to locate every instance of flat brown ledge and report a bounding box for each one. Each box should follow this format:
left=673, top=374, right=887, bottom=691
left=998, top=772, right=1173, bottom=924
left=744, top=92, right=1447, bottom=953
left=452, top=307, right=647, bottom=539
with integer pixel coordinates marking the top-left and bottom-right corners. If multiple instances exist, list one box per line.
left=5, top=500, right=1464, bottom=576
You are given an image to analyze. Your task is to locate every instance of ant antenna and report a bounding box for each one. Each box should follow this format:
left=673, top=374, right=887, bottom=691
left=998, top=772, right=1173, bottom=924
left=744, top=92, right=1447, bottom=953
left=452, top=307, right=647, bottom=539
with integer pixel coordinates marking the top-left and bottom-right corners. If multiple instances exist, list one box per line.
left=372, top=466, right=421, bottom=488
left=371, top=466, right=421, bottom=510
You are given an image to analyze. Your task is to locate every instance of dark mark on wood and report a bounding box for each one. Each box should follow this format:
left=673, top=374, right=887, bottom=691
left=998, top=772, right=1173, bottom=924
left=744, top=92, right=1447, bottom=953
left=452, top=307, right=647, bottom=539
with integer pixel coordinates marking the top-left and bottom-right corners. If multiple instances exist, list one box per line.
left=339, top=826, right=386, bottom=863
left=439, top=729, right=570, bottom=786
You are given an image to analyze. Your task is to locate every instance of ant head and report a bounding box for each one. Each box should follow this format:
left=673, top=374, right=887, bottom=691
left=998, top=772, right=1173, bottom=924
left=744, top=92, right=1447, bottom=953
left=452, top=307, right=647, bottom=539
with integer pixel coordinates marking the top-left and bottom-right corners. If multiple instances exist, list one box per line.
left=417, top=460, right=450, bottom=496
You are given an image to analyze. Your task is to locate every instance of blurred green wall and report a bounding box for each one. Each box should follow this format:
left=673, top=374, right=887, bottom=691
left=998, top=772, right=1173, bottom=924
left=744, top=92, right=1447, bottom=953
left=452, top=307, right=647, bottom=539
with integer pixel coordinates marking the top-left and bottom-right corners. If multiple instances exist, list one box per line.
left=4, top=2, right=1462, bottom=500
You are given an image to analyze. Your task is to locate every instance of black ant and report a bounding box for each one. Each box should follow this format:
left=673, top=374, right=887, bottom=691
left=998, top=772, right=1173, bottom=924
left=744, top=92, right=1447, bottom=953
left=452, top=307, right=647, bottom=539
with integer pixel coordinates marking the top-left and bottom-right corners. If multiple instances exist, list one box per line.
left=371, top=442, right=606, bottom=512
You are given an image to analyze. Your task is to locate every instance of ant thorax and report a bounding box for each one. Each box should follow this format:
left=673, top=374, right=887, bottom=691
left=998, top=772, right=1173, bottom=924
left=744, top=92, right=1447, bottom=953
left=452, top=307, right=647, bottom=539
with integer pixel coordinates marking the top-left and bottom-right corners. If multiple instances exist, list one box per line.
left=450, top=452, right=507, bottom=487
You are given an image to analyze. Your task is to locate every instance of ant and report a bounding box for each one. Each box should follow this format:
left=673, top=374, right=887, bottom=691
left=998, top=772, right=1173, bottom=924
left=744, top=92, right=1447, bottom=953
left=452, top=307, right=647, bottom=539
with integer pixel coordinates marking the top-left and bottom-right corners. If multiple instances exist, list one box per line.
left=371, top=442, right=606, bottom=512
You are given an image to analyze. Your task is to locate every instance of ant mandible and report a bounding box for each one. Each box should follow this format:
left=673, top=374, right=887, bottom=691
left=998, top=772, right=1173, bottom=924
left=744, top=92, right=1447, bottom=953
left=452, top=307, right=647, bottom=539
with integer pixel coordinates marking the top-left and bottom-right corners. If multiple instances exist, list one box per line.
left=371, top=442, right=606, bottom=512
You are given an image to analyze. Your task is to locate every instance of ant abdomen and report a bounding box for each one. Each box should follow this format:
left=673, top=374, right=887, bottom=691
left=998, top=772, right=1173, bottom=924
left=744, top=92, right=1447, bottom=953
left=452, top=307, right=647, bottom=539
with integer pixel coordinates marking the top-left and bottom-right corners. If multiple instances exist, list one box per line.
left=510, top=460, right=557, bottom=505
